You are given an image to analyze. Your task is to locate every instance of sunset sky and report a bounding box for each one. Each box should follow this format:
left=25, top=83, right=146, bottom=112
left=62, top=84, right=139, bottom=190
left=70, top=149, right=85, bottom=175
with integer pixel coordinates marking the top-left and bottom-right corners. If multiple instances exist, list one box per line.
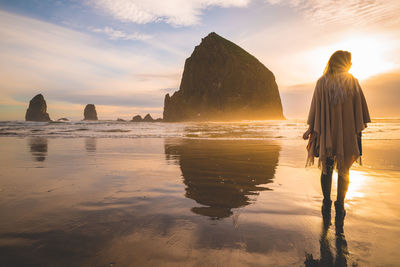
left=0, top=0, right=399, bottom=120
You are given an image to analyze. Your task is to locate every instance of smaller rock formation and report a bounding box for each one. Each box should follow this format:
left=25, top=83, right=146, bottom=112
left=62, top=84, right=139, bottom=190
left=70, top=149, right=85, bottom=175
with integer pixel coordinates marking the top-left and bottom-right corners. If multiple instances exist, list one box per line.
left=131, top=114, right=161, bottom=122
left=57, top=118, right=69, bottom=122
left=25, top=94, right=51, bottom=122
left=117, top=118, right=126, bottom=122
left=143, top=114, right=154, bottom=122
left=131, top=115, right=143, bottom=122
left=84, top=104, right=98, bottom=120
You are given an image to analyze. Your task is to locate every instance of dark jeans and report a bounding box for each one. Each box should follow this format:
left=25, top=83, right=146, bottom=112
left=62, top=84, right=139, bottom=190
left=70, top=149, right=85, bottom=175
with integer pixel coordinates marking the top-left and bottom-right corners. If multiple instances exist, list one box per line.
left=321, top=158, right=349, bottom=204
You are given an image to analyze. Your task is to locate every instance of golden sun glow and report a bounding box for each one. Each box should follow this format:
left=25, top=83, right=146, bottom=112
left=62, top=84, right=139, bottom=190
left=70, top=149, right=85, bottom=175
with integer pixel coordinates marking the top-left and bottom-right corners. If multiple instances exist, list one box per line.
left=344, top=37, right=396, bottom=80
left=346, top=170, right=367, bottom=200
left=307, top=35, right=397, bottom=81
left=332, top=170, right=367, bottom=202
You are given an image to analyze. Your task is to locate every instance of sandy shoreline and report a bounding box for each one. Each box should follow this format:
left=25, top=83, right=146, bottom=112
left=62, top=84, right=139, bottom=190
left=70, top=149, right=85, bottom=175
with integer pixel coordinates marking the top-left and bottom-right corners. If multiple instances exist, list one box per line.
left=0, top=137, right=399, bottom=266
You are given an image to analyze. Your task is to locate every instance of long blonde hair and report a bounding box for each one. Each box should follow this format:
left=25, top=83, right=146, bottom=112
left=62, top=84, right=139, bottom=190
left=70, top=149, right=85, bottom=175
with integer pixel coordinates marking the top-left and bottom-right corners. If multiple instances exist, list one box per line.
left=322, top=50, right=355, bottom=104
left=324, top=50, right=352, bottom=76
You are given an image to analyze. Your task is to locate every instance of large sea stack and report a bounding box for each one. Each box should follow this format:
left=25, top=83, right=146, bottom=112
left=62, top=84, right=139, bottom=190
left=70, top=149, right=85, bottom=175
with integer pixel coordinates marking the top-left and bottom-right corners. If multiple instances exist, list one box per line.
left=25, top=94, right=51, bottom=122
left=163, top=32, right=284, bottom=121
left=83, top=104, right=98, bottom=120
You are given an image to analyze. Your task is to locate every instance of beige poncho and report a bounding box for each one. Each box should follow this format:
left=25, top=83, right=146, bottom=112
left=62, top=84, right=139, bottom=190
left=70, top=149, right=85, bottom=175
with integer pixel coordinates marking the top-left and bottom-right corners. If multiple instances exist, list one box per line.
left=306, top=73, right=371, bottom=175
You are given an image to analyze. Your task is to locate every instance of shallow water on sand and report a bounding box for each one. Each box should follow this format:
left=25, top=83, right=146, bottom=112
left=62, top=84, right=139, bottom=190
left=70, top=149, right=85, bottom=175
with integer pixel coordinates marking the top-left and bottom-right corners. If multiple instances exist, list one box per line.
left=0, top=122, right=399, bottom=266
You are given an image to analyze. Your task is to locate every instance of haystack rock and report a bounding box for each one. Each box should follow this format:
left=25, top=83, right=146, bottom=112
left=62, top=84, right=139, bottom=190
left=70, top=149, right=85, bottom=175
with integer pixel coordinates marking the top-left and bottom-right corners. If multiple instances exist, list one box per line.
left=163, top=32, right=284, bottom=121
left=83, top=104, right=98, bottom=120
left=131, top=115, right=142, bottom=122
left=143, top=114, right=154, bottom=122
left=25, top=94, right=51, bottom=122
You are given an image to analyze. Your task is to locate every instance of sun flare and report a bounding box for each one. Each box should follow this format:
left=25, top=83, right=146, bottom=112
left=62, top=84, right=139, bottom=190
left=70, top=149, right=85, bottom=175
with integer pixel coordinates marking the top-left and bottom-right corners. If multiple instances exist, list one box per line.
left=344, top=37, right=396, bottom=80
left=309, top=35, right=397, bottom=81
left=346, top=170, right=367, bottom=200
left=332, top=169, right=367, bottom=202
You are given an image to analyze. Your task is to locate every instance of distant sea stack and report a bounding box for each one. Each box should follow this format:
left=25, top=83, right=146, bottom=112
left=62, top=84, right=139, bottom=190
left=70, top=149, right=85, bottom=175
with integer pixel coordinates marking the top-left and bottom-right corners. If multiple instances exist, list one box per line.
left=131, top=115, right=143, bottom=122
left=163, top=32, right=284, bottom=121
left=25, top=94, right=51, bottom=122
left=131, top=114, right=162, bottom=122
left=83, top=104, right=98, bottom=120
left=143, top=114, right=154, bottom=122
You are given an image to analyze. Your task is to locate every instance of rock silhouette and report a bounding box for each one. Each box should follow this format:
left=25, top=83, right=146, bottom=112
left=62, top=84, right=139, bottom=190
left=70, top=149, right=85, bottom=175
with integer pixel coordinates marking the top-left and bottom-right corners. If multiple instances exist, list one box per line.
left=25, top=94, right=51, bottom=122
left=131, top=114, right=161, bottom=122
left=131, top=115, right=143, bottom=122
left=143, top=114, right=154, bottom=122
left=83, top=104, right=98, bottom=120
left=163, top=32, right=284, bottom=121
left=164, top=138, right=280, bottom=219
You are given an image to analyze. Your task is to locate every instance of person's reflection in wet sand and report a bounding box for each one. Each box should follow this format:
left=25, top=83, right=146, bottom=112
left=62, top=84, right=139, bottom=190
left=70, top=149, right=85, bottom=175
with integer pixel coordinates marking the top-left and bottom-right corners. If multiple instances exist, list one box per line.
left=28, top=137, right=48, bottom=162
left=334, top=215, right=349, bottom=267
left=304, top=204, right=349, bottom=267
left=164, top=138, right=280, bottom=219
left=85, top=137, right=97, bottom=153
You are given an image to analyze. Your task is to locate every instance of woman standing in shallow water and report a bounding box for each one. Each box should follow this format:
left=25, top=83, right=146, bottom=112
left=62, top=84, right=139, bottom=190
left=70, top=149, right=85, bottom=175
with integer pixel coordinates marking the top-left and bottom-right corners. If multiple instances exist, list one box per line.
left=303, top=50, right=371, bottom=231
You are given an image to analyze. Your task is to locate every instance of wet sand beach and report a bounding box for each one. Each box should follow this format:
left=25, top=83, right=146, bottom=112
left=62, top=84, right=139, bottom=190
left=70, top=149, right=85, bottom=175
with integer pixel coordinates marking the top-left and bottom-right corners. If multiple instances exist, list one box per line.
left=0, top=132, right=399, bottom=266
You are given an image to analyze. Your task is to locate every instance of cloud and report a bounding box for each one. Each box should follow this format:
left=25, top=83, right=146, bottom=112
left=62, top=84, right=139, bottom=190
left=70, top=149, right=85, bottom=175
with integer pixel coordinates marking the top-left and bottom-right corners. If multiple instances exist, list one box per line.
left=279, top=70, right=400, bottom=119
left=0, top=10, right=182, bottom=120
left=49, top=92, right=164, bottom=108
left=361, top=70, right=400, bottom=117
left=133, top=73, right=181, bottom=82
left=89, top=0, right=250, bottom=26
left=280, top=83, right=314, bottom=118
left=265, top=0, right=400, bottom=27
left=92, top=26, right=152, bottom=41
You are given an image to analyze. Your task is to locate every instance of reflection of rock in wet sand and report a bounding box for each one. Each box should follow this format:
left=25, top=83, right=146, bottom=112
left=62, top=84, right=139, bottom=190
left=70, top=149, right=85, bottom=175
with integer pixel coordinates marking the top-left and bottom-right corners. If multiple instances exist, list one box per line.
left=85, top=138, right=97, bottom=152
left=28, top=137, right=48, bottom=162
left=165, top=139, right=281, bottom=219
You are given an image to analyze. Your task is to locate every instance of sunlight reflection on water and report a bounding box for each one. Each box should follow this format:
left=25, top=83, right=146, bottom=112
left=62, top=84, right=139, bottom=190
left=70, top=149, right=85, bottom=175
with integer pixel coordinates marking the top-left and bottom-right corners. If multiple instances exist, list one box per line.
left=346, top=170, right=367, bottom=200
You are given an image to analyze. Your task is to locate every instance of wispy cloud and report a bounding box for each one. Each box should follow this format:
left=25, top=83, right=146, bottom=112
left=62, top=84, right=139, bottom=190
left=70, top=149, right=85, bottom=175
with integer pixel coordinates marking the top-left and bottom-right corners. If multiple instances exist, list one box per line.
left=89, top=0, right=250, bottom=26
left=0, top=10, right=181, bottom=120
left=266, top=0, right=400, bottom=27
left=50, top=92, right=163, bottom=107
left=133, top=73, right=181, bottom=82
left=1, top=1, right=399, bottom=120
left=92, top=26, right=152, bottom=41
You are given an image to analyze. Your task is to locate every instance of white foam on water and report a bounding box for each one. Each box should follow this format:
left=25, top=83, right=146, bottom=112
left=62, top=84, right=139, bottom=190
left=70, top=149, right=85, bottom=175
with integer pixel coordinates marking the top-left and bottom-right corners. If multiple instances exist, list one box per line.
left=0, top=119, right=399, bottom=140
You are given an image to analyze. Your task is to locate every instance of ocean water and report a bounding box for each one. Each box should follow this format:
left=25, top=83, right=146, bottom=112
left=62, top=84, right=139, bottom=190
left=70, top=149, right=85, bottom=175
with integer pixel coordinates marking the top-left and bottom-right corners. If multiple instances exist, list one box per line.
left=0, top=119, right=399, bottom=266
left=1, top=119, right=399, bottom=140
